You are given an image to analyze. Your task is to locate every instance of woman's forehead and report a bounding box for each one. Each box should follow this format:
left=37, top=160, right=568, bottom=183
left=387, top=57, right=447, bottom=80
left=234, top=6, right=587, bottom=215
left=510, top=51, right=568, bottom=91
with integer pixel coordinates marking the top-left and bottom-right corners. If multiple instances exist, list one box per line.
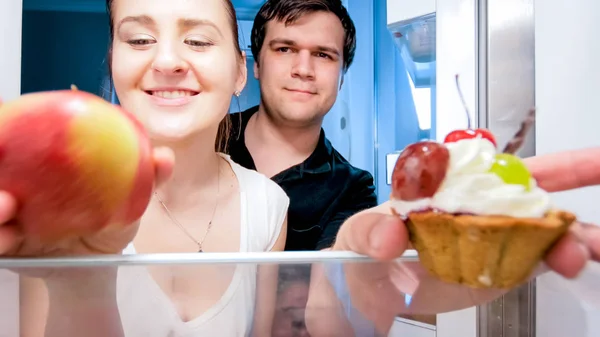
left=112, top=0, right=231, bottom=28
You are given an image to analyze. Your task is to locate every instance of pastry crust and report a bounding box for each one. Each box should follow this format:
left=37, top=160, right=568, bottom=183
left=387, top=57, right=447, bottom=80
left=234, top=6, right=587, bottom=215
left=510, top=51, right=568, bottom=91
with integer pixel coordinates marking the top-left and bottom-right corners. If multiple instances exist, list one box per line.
left=402, top=209, right=576, bottom=288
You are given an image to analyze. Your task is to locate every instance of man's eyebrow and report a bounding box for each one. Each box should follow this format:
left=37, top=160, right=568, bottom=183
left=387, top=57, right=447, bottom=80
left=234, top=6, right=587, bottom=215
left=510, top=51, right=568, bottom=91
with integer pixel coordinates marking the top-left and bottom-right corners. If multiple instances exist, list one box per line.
left=178, top=18, right=223, bottom=37
left=268, top=38, right=341, bottom=56
left=117, top=15, right=154, bottom=31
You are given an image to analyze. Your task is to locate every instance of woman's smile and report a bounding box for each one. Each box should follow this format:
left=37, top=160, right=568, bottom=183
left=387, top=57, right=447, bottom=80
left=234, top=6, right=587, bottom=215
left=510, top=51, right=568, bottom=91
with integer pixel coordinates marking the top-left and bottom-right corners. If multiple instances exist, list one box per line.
left=144, top=88, right=201, bottom=107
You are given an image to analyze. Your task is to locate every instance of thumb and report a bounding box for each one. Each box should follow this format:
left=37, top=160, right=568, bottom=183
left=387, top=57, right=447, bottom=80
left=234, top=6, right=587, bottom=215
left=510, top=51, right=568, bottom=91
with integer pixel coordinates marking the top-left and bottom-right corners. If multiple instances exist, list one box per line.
left=332, top=211, right=409, bottom=260
left=152, top=147, right=175, bottom=188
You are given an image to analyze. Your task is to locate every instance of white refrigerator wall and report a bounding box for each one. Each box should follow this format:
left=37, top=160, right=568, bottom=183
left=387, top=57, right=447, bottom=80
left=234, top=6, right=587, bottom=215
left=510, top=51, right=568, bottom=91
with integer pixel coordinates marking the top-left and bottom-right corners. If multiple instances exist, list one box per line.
left=0, top=1, right=22, bottom=335
left=535, top=0, right=600, bottom=336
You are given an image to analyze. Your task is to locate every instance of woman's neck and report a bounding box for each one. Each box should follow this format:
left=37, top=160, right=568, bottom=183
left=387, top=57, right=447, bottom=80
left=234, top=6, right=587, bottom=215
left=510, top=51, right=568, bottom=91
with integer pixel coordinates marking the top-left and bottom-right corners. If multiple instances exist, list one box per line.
left=153, top=133, right=221, bottom=209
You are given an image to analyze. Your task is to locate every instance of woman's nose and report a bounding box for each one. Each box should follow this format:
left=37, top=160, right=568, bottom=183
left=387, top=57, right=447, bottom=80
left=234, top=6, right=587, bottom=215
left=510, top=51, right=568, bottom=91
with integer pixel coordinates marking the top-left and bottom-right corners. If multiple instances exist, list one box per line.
left=151, top=43, right=188, bottom=75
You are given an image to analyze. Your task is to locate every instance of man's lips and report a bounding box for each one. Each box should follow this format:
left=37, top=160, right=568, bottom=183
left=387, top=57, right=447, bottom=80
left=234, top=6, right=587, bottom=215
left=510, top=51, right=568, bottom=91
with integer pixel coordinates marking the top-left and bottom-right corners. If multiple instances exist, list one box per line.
left=285, top=88, right=316, bottom=95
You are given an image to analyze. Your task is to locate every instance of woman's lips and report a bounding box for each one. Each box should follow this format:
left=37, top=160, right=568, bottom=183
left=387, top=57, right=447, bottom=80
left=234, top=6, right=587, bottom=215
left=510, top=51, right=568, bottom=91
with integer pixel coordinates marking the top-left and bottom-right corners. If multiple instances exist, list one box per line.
left=145, top=90, right=199, bottom=107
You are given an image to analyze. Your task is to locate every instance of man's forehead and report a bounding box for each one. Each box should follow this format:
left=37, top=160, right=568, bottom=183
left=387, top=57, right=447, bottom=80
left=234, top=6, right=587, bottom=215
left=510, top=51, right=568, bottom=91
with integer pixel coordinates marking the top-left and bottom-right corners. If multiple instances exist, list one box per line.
left=264, top=11, right=345, bottom=46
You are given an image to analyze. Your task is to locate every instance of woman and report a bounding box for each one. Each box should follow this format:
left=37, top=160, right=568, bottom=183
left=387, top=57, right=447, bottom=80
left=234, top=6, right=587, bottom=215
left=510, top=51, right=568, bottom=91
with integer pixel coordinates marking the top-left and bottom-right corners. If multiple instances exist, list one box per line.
left=14, top=0, right=289, bottom=336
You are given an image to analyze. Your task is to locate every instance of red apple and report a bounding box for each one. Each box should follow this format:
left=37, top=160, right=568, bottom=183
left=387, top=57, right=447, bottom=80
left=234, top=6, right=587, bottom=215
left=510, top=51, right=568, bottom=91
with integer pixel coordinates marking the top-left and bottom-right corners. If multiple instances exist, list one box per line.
left=0, top=89, right=154, bottom=243
left=444, top=128, right=497, bottom=147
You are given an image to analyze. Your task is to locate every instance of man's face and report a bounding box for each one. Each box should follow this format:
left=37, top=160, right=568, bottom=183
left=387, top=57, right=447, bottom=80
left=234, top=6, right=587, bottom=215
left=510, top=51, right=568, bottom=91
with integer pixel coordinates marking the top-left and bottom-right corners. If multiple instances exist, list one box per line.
left=254, top=11, right=345, bottom=127
left=272, top=282, right=311, bottom=337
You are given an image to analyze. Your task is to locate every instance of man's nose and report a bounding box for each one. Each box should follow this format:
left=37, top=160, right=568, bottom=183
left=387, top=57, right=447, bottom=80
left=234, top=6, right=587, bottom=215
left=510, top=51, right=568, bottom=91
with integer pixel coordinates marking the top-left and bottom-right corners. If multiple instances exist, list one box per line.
left=151, top=43, right=188, bottom=75
left=291, top=50, right=315, bottom=80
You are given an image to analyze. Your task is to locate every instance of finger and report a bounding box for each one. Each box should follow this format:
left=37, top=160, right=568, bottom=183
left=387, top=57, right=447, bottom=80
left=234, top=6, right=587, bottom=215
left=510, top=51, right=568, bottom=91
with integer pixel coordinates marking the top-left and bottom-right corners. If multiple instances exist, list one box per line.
left=152, top=147, right=175, bottom=187
left=0, top=223, right=21, bottom=254
left=577, top=222, right=600, bottom=262
left=0, top=191, right=17, bottom=224
left=588, top=229, right=600, bottom=262
left=333, top=211, right=409, bottom=260
left=525, top=148, right=600, bottom=192
left=545, top=230, right=589, bottom=278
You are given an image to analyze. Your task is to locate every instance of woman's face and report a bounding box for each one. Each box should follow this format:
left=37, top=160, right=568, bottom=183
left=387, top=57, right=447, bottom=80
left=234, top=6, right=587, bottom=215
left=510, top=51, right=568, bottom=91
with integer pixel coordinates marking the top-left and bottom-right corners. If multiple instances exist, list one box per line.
left=110, top=0, right=246, bottom=142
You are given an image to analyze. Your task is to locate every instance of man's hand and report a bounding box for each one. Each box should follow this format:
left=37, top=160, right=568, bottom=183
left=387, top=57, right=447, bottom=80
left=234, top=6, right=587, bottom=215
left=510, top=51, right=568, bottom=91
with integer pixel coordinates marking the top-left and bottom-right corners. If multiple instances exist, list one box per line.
left=335, top=147, right=600, bottom=272
left=306, top=147, right=600, bottom=336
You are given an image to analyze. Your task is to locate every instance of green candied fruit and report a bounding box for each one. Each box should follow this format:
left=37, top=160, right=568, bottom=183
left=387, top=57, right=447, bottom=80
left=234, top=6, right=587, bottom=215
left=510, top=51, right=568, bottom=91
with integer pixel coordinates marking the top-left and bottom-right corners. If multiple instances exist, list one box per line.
left=488, top=153, right=532, bottom=190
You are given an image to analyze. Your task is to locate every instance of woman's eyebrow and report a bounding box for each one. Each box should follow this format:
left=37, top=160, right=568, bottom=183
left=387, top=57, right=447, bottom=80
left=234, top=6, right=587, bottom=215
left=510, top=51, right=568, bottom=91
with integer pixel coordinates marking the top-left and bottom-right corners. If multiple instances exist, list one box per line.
left=178, top=18, right=223, bottom=37
left=117, top=15, right=155, bottom=32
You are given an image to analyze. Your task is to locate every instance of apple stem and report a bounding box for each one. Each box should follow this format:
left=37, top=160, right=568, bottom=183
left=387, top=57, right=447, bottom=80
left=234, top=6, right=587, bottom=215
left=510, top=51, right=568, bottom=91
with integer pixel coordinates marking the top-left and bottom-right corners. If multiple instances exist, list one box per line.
left=502, top=107, right=536, bottom=154
left=70, top=84, right=78, bottom=91
left=454, top=74, right=472, bottom=129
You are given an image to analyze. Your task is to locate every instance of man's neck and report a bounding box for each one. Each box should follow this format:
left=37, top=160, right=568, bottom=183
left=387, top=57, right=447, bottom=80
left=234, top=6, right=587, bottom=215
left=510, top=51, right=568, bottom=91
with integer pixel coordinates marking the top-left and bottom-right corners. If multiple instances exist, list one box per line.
left=245, top=106, right=322, bottom=177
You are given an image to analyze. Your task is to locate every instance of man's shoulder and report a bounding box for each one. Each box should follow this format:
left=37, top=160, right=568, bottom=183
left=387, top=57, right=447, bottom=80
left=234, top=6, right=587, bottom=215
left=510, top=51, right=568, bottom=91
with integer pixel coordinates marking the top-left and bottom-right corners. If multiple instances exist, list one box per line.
left=230, top=105, right=259, bottom=130
left=228, top=106, right=258, bottom=158
left=327, top=142, right=375, bottom=184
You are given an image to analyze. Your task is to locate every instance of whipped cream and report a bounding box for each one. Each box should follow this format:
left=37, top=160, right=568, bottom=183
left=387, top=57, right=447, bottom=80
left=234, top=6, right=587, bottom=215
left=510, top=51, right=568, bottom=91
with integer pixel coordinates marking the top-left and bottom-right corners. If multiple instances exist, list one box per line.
left=391, top=138, right=551, bottom=218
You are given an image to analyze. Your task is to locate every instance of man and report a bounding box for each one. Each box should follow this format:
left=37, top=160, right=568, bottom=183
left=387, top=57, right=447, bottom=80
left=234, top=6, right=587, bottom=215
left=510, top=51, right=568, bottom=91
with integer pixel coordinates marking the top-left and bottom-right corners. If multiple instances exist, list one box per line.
left=229, top=0, right=377, bottom=251
left=271, top=265, right=312, bottom=337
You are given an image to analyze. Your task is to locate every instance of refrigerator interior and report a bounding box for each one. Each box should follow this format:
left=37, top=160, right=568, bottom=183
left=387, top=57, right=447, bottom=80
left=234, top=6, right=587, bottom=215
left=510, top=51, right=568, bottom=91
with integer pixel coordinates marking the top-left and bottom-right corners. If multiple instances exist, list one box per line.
left=14, top=0, right=440, bottom=334
left=12, top=0, right=600, bottom=337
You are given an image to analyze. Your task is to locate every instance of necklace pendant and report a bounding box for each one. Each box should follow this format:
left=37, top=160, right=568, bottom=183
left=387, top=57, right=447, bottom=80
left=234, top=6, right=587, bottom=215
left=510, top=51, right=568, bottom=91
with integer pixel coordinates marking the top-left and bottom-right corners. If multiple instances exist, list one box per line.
left=198, top=248, right=203, bottom=253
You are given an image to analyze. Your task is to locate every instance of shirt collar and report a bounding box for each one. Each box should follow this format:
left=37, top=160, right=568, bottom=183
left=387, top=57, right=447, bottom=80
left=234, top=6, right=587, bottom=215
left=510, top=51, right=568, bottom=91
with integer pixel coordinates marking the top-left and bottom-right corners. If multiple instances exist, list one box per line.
left=238, top=106, right=333, bottom=175
left=299, top=129, right=333, bottom=174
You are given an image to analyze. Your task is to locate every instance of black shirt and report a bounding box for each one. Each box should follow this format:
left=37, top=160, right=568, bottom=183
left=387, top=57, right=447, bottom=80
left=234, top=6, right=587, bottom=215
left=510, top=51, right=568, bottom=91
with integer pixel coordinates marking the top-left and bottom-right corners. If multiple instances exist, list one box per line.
left=228, top=106, right=378, bottom=251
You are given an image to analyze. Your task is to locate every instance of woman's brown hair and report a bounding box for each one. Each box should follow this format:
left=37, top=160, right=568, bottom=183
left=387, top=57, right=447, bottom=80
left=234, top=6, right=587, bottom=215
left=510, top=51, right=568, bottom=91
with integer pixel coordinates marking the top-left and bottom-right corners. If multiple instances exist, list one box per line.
left=105, top=0, right=244, bottom=153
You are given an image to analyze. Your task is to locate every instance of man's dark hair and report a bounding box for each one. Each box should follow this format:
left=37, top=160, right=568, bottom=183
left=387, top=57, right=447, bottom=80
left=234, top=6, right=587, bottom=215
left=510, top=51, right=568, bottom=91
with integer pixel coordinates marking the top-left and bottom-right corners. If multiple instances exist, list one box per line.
left=277, top=265, right=311, bottom=294
left=250, top=0, right=357, bottom=74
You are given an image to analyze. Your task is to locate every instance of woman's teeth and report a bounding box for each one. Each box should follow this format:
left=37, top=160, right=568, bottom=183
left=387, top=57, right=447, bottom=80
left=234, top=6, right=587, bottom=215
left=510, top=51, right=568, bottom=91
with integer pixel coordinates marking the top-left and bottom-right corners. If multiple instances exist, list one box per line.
left=151, top=90, right=194, bottom=98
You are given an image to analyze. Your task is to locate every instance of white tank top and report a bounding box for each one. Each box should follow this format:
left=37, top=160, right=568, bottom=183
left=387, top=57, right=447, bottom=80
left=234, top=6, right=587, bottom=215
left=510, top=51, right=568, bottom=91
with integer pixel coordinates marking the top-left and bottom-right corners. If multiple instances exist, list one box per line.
left=116, top=155, right=290, bottom=337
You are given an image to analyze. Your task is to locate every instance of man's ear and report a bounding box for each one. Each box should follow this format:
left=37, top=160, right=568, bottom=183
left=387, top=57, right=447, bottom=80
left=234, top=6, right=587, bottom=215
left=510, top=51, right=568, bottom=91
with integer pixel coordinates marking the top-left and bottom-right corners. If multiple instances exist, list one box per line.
left=253, top=60, right=260, bottom=80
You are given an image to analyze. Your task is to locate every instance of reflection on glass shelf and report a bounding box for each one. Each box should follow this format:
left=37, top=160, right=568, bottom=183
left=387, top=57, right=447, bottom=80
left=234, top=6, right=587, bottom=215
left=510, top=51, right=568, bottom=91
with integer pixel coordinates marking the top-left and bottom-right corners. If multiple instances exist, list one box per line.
left=1, top=252, right=597, bottom=337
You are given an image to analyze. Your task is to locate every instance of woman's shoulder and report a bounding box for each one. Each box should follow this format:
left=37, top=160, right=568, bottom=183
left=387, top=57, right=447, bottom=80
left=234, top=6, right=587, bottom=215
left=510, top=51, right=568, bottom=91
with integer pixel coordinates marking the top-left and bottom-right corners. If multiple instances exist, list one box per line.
left=222, top=155, right=285, bottom=194
left=222, top=154, right=289, bottom=251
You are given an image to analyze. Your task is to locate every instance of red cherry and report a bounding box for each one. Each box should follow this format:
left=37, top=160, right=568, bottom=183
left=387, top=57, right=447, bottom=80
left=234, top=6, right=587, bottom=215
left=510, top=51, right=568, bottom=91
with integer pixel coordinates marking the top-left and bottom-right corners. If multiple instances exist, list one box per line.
left=444, top=128, right=497, bottom=147
left=474, top=128, right=497, bottom=146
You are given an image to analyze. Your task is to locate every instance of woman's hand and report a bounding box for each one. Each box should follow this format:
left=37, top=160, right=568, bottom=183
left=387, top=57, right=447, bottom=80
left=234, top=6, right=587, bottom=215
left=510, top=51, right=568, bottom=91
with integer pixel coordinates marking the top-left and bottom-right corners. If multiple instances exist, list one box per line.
left=0, top=147, right=174, bottom=259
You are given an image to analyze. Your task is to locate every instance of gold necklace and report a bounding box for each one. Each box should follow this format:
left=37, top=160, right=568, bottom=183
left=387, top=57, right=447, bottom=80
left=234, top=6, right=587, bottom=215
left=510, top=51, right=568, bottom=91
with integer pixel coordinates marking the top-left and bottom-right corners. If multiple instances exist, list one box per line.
left=154, top=159, right=220, bottom=253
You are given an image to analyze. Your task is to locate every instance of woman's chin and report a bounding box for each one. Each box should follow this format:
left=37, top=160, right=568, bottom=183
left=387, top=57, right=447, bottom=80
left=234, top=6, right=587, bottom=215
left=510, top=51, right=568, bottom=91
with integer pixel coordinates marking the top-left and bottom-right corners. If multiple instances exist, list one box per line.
left=145, top=116, right=197, bottom=141
left=143, top=114, right=218, bottom=146
left=148, top=129, right=195, bottom=144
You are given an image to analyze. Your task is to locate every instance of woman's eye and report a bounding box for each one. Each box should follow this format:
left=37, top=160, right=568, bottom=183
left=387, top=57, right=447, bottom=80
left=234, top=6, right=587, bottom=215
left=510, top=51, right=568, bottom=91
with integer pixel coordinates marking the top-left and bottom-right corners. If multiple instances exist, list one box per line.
left=127, top=39, right=154, bottom=46
left=186, top=40, right=212, bottom=48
